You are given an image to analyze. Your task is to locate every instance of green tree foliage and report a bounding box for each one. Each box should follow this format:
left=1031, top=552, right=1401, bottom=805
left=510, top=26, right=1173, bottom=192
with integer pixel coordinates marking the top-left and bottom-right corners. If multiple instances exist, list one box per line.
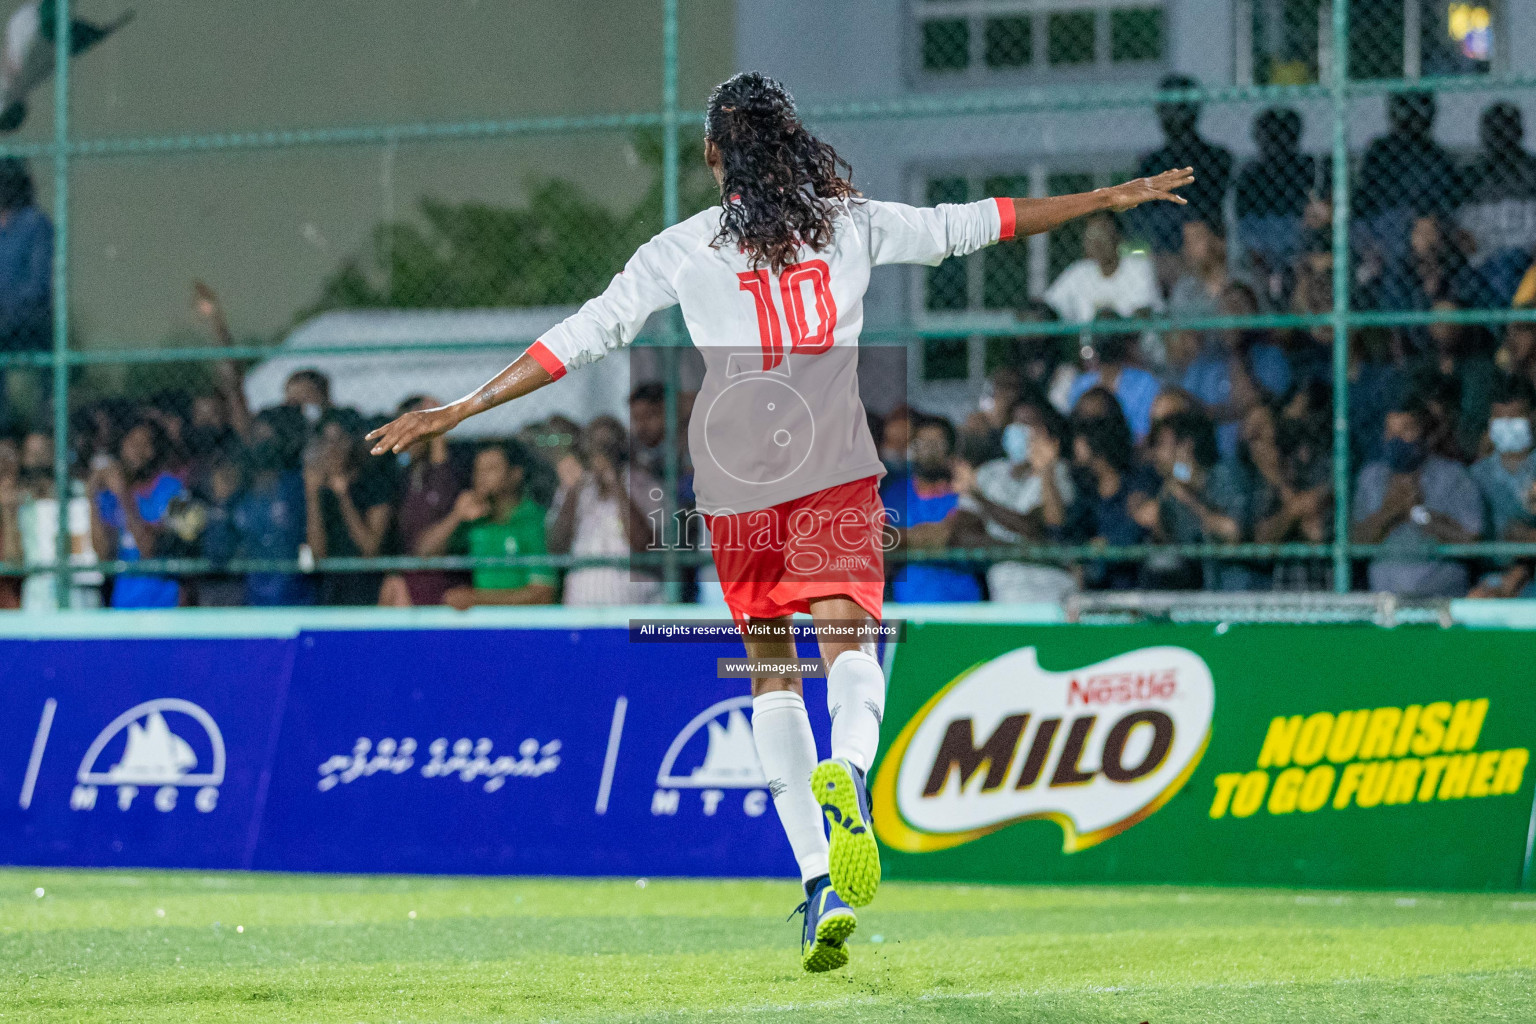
left=300, top=132, right=717, bottom=318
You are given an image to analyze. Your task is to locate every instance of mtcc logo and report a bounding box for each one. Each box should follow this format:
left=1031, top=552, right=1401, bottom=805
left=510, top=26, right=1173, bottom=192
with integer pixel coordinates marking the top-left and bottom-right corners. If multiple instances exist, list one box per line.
left=652, top=695, right=770, bottom=818
left=71, top=698, right=224, bottom=814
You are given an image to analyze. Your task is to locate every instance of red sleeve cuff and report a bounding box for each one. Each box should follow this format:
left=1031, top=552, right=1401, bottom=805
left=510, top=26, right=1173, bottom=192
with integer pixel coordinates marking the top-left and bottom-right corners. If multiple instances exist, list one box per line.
left=526, top=339, right=567, bottom=381
left=994, top=197, right=1017, bottom=241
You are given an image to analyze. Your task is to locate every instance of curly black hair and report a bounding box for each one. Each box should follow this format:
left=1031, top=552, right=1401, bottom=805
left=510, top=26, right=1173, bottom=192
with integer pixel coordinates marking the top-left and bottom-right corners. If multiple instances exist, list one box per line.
left=704, top=72, right=857, bottom=274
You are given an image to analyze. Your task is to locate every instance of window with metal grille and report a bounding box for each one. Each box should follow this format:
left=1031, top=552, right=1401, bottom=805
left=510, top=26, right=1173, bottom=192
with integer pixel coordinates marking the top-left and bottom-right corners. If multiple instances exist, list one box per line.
left=915, top=0, right=1167, bottom=79
left=1237, top=0, right=1500, bottom=86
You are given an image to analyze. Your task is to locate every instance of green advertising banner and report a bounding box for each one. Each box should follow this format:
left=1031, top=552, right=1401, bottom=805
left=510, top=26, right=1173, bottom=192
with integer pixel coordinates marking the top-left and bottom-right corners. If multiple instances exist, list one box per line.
left=872, top=623, right=1536, bottom=890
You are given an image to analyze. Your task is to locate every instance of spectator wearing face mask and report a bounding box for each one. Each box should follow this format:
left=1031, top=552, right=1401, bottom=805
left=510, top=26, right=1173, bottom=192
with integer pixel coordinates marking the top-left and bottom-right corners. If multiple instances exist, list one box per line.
left=949, top=396, right=1077, bottom=604
left=1068, top=402, right=1156, bottom=590
left=1351, top=398, right=1482, bottom=596
left=284, top=369, right=332, bottom=428
left=882, top=415, right=980, bottom=603
left=1469, top=374, right=1536, bottom=598
left=1140, top=410, right=1253, bottom=591
left=1065, top=316, right=1163, bottom=443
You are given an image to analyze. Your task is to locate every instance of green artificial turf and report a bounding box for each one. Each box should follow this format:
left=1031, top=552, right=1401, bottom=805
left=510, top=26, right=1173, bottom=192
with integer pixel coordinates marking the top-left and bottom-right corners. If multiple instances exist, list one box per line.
left=3, top=869, right=1534, bottom=1022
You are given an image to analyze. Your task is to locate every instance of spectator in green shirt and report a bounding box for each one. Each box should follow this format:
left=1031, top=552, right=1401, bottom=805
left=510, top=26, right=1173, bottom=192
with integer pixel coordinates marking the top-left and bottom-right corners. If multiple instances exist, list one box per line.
left=415, top=440, right=556, bottom=610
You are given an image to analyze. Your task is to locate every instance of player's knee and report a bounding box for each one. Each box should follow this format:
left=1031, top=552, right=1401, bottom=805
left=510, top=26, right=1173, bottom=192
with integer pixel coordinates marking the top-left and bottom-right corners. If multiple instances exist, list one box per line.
left=751, top=676, right=803, bottom=698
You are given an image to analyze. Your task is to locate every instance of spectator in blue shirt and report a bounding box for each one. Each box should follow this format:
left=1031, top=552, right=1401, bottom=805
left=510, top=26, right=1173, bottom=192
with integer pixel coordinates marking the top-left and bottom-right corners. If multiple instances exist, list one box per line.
left=1068, top=401, right=1156, bottom=590
left=1469, top=374, right=1536, bottom=598
left=1351, top=398, right=1483, bottom=596
left=0, top=158, right=49, bottom=433
left=1066, top=315, right=1163, bottom=443
left=882, top=415, right=981, bottom=603
left=0, top=158, right=49, bottom=354
left=1180, top=282, right=1292, bottom=459
left=1143, top=410, right=1254, bottom=591
left=89, top=417, right=185, bottom=608
left=234, top=406, right=314, bottom=606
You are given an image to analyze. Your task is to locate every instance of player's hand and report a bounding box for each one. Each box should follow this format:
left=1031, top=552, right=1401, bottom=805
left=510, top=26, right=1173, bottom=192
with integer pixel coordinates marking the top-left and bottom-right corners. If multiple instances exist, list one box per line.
left=1101, top=167, right=1194, bottom=213
left=367, top=404, right=464, bottom=456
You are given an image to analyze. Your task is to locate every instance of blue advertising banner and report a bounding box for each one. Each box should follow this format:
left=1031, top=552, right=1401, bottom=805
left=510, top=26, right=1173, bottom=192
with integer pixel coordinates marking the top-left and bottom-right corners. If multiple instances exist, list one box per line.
left=252, top=628, right=825, bottom=877
left=0, top=638, right=295, bottom=869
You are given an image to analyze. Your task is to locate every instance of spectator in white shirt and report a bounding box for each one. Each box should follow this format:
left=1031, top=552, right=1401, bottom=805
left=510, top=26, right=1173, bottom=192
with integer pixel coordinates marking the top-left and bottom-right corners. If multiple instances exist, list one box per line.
left=1045, top=213, right=1165, bottom=369
left=950, top=393, right=1077, bottom=604
left=1044, top=213, right=1164, bottom=325
left=547, top=415, right=664, bottom=606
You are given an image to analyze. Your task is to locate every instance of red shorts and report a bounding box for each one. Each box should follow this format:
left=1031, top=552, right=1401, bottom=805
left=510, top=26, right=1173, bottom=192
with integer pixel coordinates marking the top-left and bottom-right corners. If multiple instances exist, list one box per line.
left=705, top=476, right=886, bottom=624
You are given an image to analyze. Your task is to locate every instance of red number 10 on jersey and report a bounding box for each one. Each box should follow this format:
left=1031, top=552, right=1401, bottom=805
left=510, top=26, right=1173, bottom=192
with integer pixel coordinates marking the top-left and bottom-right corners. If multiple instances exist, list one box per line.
left=737, top=259, right=838, bottom=371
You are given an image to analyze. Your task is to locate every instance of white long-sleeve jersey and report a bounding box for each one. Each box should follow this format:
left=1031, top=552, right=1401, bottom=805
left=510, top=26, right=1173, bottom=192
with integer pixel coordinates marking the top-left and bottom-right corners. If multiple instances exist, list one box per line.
left=527, top=196, right=1016, bottom=514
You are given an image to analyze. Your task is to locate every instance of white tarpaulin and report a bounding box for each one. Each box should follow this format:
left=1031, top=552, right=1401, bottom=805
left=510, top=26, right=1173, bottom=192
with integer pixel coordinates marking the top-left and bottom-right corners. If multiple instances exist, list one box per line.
left=242, top=307, right=643, bottom=436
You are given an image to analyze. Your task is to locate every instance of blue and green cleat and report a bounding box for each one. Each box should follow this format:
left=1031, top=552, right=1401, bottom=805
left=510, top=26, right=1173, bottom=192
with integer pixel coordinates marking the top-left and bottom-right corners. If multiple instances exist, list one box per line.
left=812, top=758, right=881, bottom=908
left=794, top=876, right=856, bottom=973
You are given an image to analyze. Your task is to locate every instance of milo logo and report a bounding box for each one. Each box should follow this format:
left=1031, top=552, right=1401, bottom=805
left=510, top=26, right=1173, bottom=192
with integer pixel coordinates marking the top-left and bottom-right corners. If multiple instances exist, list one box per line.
left=872, top=646, right=1214, bottom=853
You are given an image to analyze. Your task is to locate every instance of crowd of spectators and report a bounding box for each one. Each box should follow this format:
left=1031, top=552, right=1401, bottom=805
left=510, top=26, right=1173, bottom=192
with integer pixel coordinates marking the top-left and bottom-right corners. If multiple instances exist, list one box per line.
left=3, top=82, right=1536, bottom=606
left=878, top=82, right=1536, bottom=603
left=0, top=348, right=683, bottom=610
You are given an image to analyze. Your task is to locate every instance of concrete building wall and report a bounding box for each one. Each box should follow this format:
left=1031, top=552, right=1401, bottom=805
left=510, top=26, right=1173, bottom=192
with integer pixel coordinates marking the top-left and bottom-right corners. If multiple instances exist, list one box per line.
left=29, top=0, right=735, bottom=347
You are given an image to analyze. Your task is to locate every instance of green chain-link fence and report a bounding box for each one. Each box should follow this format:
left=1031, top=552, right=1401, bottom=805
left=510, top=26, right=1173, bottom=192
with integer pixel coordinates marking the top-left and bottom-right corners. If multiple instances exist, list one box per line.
left=2, top=0, right=1534, bottom=609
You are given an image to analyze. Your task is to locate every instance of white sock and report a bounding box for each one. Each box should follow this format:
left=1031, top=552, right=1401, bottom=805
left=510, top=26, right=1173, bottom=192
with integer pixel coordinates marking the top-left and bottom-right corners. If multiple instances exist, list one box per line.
left=751, top=690, right=829, bottom=883
left=827, top=650, right=885, bottom=775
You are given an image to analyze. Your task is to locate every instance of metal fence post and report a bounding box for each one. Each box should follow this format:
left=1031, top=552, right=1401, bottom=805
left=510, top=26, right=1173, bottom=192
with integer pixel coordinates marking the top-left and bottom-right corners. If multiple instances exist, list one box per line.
left=50, top=0, right=72, bottom=610
left=659, top=0, right=682, bottom=603
left=1328, top=0, right=1352, bottom=595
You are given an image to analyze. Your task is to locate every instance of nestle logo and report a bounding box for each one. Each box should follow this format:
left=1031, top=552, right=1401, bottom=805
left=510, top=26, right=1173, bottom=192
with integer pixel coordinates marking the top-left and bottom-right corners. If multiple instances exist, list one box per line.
left=1067, top=670, right=1177, bottom=706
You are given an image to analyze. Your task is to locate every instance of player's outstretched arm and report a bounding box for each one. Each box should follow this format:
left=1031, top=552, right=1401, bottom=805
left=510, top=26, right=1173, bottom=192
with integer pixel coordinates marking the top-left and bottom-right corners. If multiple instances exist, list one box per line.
left=1007, top=166, right=1194, bottom=237
left=366, top=352, right=554, bottom=456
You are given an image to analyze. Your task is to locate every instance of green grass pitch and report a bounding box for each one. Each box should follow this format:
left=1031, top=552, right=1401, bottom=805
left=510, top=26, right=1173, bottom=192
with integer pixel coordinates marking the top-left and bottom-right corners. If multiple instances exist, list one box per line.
left=4, top=870, right=1534, bottom=1023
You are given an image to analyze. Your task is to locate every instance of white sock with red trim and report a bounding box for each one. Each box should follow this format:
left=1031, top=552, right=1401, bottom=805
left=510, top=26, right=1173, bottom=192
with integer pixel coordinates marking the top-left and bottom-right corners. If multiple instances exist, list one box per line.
left=751, top=689, right=829, bottom=884
left=827, top=650, right=885, bottom=775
